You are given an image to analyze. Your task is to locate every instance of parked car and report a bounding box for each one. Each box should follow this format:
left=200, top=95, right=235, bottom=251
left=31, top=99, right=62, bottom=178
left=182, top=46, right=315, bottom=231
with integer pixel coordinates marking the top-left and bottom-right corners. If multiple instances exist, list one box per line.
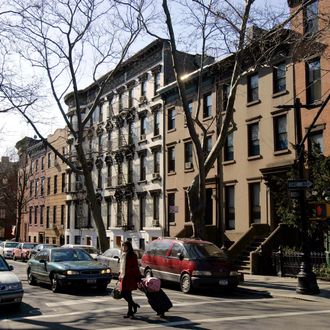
left=60, top=244, right=100, bottom=259
left=13, top=242, right=38, bottom=261
left=96, top=248, right=143, bottom=277
left=28, top=243, right=59, bottom=259
left=0, top=255, right=24, bottom=307
left=140, top=238, right=243, bottom=293
left=27, top=247, right=112, bottom=292
left=0, top=241, right=20, bottom=259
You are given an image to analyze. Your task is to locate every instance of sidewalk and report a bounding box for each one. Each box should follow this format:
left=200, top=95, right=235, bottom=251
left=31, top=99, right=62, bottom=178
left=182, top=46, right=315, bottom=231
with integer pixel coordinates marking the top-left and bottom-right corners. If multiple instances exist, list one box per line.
left=240, top=274, right=330, bottom=303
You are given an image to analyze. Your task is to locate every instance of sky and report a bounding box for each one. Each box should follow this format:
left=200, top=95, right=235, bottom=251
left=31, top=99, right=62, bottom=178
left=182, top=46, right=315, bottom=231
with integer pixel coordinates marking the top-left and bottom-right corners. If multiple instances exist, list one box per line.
left=0, top=0, right=288, bottom=159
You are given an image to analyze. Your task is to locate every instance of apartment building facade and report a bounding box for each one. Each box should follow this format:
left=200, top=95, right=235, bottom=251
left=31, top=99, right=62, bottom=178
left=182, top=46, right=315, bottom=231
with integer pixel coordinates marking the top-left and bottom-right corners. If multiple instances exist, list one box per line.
left=64, top=39, right=201, bottom=249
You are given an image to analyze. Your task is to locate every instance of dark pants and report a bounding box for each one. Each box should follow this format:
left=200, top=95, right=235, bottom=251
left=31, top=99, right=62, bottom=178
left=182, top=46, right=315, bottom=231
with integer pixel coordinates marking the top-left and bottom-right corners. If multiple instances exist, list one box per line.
left=122, top=291, right=135, bottom=315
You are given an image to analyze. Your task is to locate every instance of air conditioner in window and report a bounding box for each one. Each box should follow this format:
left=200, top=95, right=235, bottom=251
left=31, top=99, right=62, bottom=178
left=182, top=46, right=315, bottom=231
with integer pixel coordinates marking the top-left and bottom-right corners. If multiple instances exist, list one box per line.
left=140, top=134, right=146, bottom=140
left=152, top=173, right=161, bottom=180
left=185, top=162, right=193, bottom=169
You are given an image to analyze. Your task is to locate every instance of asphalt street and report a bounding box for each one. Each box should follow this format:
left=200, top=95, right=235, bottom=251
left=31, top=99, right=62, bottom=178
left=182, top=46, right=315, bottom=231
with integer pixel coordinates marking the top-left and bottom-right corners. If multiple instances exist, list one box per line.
left=1, top=260, right=329, bottom=330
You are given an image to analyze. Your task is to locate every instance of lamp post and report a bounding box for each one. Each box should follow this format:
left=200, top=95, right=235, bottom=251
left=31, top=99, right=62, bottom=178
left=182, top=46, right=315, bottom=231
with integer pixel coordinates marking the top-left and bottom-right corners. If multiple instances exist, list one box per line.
left=277, top=98, right=319, bottom=295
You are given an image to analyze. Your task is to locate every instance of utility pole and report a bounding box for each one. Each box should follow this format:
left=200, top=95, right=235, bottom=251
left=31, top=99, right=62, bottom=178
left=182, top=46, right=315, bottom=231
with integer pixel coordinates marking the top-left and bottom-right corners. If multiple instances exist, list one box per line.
left=277, top=98, right=319, bottom=295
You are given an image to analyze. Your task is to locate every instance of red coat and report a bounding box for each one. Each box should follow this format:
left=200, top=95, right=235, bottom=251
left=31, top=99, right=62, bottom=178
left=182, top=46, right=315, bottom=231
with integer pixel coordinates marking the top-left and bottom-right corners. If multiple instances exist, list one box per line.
left=120, top=252, right=140, bottom=292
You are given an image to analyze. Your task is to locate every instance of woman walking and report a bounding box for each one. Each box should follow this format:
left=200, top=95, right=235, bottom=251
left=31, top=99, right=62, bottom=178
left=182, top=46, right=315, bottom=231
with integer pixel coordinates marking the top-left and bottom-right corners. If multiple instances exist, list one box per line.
left=119, top=241, right=141, bottom=318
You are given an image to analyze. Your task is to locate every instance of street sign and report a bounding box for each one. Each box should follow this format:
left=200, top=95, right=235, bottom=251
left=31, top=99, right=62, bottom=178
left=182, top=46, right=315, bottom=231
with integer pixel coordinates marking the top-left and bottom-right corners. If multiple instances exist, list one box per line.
left=287, top=179, right=313, bottom=191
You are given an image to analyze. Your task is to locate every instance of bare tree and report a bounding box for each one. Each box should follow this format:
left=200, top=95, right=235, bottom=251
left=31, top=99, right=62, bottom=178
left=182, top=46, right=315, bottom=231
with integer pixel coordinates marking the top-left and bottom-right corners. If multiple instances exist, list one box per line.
left=1, top=0, right=147, bottom=251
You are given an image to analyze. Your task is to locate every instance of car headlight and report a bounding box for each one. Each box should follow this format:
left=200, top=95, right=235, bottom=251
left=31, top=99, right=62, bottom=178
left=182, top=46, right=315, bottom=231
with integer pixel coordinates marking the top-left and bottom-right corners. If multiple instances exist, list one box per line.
left=101, top=268, right=111, bottom=274
left=65, top=270, right=80, bottom=275
left=192, top=270, right=212, bottom=276
left=7, top=282, right=22, bottom=290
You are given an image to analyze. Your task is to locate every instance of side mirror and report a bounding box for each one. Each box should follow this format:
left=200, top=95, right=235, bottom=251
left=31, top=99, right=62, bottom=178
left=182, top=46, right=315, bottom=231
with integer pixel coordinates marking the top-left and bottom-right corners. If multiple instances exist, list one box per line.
left=9, top=265, right=14, bottom=271
left=177, top=253, right=184, bottom=260
left=113, top=256, right=119, bottom=259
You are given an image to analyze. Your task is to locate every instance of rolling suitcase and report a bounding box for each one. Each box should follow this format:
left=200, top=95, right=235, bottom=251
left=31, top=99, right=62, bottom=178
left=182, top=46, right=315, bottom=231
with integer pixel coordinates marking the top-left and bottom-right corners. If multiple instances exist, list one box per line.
left=146, top=289, right=172, bottom=315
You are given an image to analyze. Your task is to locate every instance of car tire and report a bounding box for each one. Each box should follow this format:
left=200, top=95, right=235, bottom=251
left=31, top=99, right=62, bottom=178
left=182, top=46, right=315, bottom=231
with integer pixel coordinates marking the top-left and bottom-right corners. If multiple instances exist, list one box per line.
left=180, top=273, right=192, bottom=294
left=51, top=274, right=61, bottom=293
left=13, top=255, right=16, bottom=261
left=27, top=269, right=36, bottom=285
left=144, top=268, right=153, bottom=278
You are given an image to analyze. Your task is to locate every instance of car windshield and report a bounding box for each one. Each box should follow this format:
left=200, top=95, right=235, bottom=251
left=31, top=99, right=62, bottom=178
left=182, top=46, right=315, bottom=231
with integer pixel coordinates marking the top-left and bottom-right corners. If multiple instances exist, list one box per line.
left=51, top=249, right=93, bottom=262
left=23, top=243, right=36, bottom=249
left=83, top=247, right=98, bottom=254
left=184, top=243, right=227, bottom=259
left=6, top=242, right=19, bottom=248
left=0, top=257, right=10, bottom=271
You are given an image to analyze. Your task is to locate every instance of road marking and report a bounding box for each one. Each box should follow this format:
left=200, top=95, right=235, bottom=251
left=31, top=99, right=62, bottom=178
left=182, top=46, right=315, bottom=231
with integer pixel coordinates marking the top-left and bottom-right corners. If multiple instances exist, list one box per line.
left=101, top=309, right=330, bottom=330
left=2, top=298, right=277, bottom=322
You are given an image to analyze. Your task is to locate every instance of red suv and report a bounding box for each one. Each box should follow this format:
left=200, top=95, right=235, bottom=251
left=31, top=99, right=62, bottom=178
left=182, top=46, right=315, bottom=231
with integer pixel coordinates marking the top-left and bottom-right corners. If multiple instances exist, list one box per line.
left=140, top=238, right=243, bottom=293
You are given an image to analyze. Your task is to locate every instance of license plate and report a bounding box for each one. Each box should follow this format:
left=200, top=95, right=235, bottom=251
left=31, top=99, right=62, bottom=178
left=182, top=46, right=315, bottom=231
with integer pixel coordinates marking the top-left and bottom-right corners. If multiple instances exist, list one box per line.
left=219, top=279, right=228, bottom=286
left=87, top=279, right=97, bottom=284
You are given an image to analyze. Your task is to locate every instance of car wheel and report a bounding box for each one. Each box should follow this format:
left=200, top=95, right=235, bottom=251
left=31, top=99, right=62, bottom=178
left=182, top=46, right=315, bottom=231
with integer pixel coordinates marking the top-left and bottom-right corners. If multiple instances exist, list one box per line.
left=13, top=255, right=16, bottom=261
left=180, top=274, right=192, bottom=294
left=51, top=274, right=61, bottom=293
left=27, top=269, right=36, bottom=285
left=144, top=268, right=153, bottom=278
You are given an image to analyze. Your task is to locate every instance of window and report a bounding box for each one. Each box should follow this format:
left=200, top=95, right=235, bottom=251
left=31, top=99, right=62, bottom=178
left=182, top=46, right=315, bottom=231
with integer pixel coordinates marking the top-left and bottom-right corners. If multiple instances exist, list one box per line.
left=153, top=149, right=160, bottom=174
left=67, top=202, right=71, bottom=229
left=54, top=175, right=57, bottom=194
left=117, top=201, right=123, bottom=226
left=205, top=188, right=213, bottom=225
left=30, top=180, right=33, bottom=197
left=35, top=178, right=39, bottom=197
left=46, top=206, right=50, bottom=228
left=168, top=108, right=175, bottom=130
left=206, top=136, right=212, bottom=155
left=128, top=88, right=134, bottom=108
left=29, top=207, right=33, bottom=225
left=153, top=194, right=160, bottom=221
left=304, top=0, right=318, bottom=35
left=140, top=116, right=147, bottom=139
left=247, top=73, right=259, bottom=103
left=184, top=191, right=190, bottom=222
left=168, top=146, right=175, bottom=173
left=34, top=206, right=38, bottom=224
left=203, top=93, right=212, bottom=118
left=154, top=111, right=160, bottom=136
left=53, top=206, right=57, bottom=224
left=98, top=105, right=103, bottom=122
left=35, top=159, right=38, bottom=172
left=98, top=134, right=102, bottom=154
left=186, top=101, right=193, bottom=124
left=117, top=163, right=123, bottom=185
left=47, top=153, right=51, bottom=168
left=139, top=194, right=146, bottom=229
left=41, top=157, right=44, bottom=170
left=273, top=62, right=286, bottom=93
left=154, top=72, right=161, bottom=95
left=308, top=130, right=323, bottom=153
left=118, top=92, right=123, bottom=111
left=168, top=193, right=175, bottom=223
left=62, top=173, right=66, bottom=193
left=140, top=153, right=146, bottom=181
left=47, top=177, right=51, bottom=195
left=249, top=182, right=260, bottom=224
left=40, top=205, right=44, bottom=226
left=225, top=186, right=235, bottom=230
left=97, top=169, right=102, bottom=189
left=106, top=200, right=111, bottom=229
left=127, top=159, right=133, bottom=183
left=222, top=84, right=230, bottom=111
left=107, top=164, right=112, bottom=187
left=224, top=132, right=234, bottom=161
left=274, top=115, right=288, bottom=151
left=184, top=142, right=193, bottom=169
left=248, top=122, right=260, bottom=157
left=61, top=205, right=65, bottom=226
left=141, top=79, right=147, bottom=97
left=306, top=58, right=321, bottom=104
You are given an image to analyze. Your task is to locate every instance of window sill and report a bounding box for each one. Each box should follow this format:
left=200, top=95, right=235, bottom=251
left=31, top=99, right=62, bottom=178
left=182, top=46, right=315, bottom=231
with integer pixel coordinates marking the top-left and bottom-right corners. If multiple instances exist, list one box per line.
left=273, top=149, right=291, bottom=156
left=184, top=167, right=194, bottom=173
left=138, top=139, right=148, bottom=145
left=223, top=160, right=236, bottom=166
left=168, top=128, right=176, bottom=133
left=202, top=116, right=213, bottom=122
left=138, top=180, right=148, bottom=185
left=272, top=90, right=289, bottom=98
left=169, top=222, right=176, bottom=226
left=152, top=134, right=161, bottom=141
left=168, top=171, right=176, bottom=176
left=247, top=99, right=261, bottom=107
left=247, top=155, right=262, bottom=161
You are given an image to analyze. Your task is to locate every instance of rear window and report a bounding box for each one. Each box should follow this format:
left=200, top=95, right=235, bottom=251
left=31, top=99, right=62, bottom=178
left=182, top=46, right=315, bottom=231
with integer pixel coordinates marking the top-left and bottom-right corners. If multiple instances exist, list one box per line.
left=23, top=243, right=36, bottom=249
left=184, top=243, right=227, bottom=260
left=6, top=242, right=19, bottom=248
